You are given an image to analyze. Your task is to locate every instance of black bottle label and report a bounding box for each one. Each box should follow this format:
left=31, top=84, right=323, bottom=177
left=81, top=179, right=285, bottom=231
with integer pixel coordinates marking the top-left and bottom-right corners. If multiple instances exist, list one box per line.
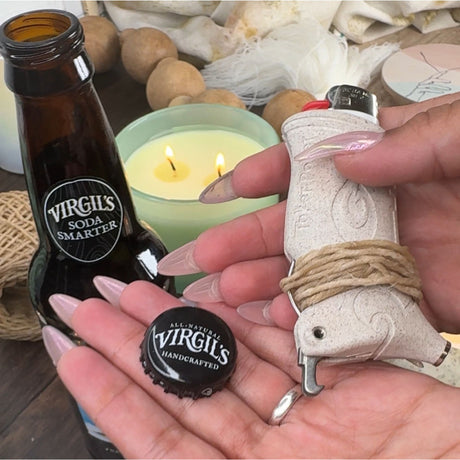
left=44, top=177, right=123, bottom=263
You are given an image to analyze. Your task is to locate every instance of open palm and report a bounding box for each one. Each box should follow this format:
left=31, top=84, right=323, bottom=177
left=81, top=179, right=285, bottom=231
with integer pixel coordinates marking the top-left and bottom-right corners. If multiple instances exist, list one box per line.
left=56, top=282, right=460, bottom=459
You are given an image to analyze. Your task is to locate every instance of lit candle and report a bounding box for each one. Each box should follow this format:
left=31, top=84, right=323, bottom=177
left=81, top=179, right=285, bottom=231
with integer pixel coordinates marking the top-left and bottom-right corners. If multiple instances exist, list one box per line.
left=216, top=153, right=225, bottom=177
left=117, top=104, right=280, bottom=292
left=126, top=129, right=263, bottom=200
left=153, top=145, right=190, bottom=182
left=203, top=153, right=225, bottom=185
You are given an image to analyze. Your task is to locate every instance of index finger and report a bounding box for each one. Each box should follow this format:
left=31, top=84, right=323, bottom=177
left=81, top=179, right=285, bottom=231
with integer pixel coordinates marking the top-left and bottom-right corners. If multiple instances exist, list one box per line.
left=231, top=142, right=290, bottom=198
left=378, top=91, right=460, bottom=130
left=336, top=98, right=460, bottom=186
left=194, top=200, right=286, bottom=273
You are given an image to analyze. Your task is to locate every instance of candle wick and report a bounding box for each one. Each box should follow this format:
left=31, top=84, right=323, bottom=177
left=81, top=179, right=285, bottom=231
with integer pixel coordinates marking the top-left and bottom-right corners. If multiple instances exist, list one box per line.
left=167, top=158, right=177, bottom=173
left=218, top=168, right=222, bottom=178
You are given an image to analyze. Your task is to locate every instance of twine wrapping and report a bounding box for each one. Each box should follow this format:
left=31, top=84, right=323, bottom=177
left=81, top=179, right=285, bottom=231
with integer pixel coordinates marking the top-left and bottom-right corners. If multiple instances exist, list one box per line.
left=0, top=191, right=41, bottom=341
left=280, top=239, right=422, bottom=312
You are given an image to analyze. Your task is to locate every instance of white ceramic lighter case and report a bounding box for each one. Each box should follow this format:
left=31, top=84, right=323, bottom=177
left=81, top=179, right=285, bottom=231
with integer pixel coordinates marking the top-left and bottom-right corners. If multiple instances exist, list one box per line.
left=281, top=86, right=450, bottom=395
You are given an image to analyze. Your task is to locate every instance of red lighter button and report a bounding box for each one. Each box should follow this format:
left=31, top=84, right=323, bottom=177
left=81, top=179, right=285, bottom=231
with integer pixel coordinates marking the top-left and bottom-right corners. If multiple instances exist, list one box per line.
left=301, top=100, right=330, bottom=111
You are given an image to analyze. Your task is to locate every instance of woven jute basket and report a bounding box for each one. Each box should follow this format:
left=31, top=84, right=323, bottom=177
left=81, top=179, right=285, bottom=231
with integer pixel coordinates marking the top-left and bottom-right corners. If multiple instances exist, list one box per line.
left=0, top=190, right=41, bottom=341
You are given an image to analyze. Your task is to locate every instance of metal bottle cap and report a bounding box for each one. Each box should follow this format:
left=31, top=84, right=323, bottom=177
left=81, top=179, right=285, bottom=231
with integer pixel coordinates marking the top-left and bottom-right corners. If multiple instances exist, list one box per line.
left=140, top=306, right=237, bottom=399
left=326, top=85, right=378, bottom=118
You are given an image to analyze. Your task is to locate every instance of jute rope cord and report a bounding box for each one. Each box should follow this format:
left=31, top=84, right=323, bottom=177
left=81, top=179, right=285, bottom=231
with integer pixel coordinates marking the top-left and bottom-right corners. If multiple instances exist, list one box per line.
left=0, top=191, right=41, bottom=341
left=280, top=239, right=422, bottom=312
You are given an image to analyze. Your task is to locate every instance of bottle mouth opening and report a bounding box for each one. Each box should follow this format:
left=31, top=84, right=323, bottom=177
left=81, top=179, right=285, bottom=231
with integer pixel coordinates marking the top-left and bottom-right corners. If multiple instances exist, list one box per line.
left=4, top=11, right=71, bottom=43
left=0, top=9, right=81, bottom=60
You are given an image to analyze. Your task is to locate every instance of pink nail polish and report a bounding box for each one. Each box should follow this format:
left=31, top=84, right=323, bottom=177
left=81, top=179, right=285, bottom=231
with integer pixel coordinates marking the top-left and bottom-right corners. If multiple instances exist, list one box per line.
left=237, top=301, right=275, bottom=326
left=179, top=296, right=198, bottom=307
left=157, top=240, right=201, bottom=276
left=42, top=325, right=76, bottom=366
left=93, top=276, right=127, bottom=308
left=199, top=170, right=237, bottom=204
left=48, top=294, right=80, bottom=328
left=182, top=273, right=222, bottom=302
left=295, top=131, right=384, bottom=163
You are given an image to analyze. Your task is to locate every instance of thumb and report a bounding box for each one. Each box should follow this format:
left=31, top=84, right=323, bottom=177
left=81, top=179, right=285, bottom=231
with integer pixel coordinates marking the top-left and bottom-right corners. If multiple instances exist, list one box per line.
left=334, top=99, right=460, bottom=186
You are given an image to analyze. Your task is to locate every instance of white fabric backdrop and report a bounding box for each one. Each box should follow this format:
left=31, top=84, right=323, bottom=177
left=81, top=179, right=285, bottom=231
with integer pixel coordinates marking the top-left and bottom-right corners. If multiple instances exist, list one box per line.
left=104, top=1, right=460, bottom=62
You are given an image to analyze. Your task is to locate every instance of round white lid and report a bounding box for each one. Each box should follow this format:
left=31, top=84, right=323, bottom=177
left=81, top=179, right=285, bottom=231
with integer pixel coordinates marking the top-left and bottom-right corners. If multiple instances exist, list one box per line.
left=381, top=43, right=460, bottom=104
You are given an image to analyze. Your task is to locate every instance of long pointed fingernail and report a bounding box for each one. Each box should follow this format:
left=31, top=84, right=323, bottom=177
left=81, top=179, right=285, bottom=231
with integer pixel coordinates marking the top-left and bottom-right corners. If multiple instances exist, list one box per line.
left=93, top=276, right=127, bottom=308
left=158, top=240, right=201, bottom=275
left=295, top=131, right=384, bottom=163
left=182, top=273, right=222, bottom=302
left=237, top=301, right=275, bottom=326
left=199, top=170, right=237, bottom=203
left=48, top=294, right=80, bottom=328
left=42, top=325, right=76, bottom=366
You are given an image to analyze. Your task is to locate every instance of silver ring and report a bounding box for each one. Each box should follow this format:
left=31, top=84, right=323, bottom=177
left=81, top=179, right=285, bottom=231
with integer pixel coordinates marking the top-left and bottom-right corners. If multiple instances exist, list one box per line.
left=268, top=385, right=302, bottom=425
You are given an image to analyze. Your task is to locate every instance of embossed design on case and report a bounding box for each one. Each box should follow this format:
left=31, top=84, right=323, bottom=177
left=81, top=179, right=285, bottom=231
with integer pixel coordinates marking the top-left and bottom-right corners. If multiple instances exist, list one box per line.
left=331, top=180, right=377, bottom=241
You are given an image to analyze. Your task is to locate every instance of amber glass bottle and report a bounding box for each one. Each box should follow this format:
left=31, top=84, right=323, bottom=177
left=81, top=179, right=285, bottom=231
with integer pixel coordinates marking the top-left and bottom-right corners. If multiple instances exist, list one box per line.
left=0, top=9, right=174, bottom=458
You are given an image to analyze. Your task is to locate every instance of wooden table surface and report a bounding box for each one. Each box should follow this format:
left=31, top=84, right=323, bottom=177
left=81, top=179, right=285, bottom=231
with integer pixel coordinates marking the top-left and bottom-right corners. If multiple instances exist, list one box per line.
left=1, top=24, right=459, bottom=458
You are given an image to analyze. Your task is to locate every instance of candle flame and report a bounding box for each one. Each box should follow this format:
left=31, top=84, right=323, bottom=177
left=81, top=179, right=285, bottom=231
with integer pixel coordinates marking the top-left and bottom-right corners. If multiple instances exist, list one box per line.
left=216, top=153, right=225, bottom=177
left=165, top=145, right=174, bottom=159
left=164, top=145, right=176, bottom=172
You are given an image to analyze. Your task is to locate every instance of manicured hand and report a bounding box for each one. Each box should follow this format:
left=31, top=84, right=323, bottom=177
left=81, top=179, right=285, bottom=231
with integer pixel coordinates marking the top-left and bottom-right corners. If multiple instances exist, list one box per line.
left=158, top=92, right=460, bottom=334
left=44, top=281, right=460, bottom=459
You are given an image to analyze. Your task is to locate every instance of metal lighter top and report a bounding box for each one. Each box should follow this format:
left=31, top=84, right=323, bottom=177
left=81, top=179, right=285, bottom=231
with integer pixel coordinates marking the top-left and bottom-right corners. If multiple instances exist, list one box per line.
left=326, top=84, right=378, bottom=119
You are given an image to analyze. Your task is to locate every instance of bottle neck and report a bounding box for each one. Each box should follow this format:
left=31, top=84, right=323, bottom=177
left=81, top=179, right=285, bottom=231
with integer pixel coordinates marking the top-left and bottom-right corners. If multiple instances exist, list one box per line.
left=0, top=10, right=141, bottom=240
left=0, top=9, right=93, bottom=96
left=4, top=51, right=93, bottom=96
